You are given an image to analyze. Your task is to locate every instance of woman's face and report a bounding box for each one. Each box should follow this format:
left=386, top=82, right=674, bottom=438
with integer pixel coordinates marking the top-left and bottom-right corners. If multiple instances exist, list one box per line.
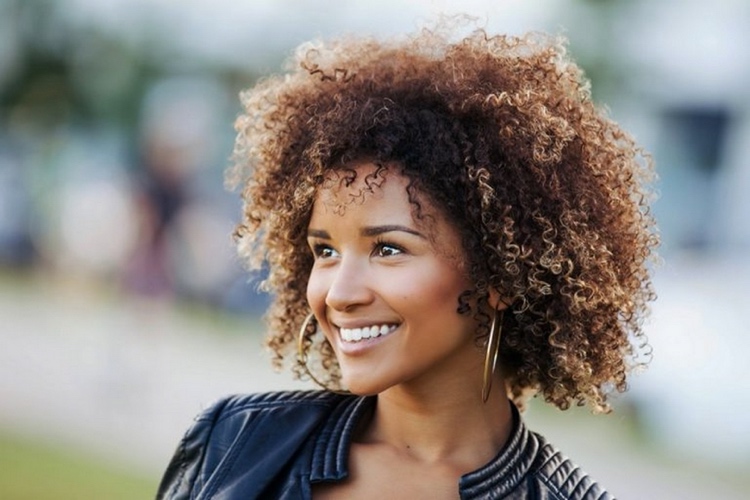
left=306, top=161, right=483, bottom=396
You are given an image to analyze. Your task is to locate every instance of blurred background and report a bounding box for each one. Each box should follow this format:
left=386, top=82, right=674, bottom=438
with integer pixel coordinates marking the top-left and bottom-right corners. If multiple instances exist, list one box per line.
left=0, top=0, right=748, bottom=498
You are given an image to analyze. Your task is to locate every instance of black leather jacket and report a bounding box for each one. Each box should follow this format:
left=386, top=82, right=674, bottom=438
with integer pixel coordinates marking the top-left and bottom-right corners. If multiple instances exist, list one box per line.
left=157, top=391, right=613, bottom=499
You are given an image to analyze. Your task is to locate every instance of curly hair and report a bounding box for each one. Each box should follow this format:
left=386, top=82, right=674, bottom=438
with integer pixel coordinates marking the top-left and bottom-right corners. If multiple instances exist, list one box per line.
left=228, top=26, right=658, bottom=413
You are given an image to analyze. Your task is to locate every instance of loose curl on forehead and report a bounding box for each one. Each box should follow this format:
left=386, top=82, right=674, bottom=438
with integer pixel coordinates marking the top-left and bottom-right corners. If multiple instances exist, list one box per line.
left=228, top=26, right=658, bottom=412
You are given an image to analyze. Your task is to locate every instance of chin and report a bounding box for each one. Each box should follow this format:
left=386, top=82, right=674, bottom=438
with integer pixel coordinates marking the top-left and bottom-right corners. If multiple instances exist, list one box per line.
left=340, top=375, right=389, bottom=397
left=341, top=381, right=380, bottom=397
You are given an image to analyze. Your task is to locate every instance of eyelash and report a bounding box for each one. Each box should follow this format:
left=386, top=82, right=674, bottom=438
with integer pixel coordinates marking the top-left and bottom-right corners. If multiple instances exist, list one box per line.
left=310, top=239, right=405, bottom=259
left=311, top=244, right=336, bottom=259
left=373, top=237, right=404, bottom=257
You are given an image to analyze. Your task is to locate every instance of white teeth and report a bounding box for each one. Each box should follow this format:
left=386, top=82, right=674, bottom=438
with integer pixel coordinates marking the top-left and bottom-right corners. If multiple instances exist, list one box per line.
left=339, top=324, right=398, bottom=343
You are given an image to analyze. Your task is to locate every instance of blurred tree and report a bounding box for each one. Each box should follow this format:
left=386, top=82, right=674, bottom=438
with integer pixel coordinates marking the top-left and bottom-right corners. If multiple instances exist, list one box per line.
left=567, top=0, right=642, bottom=103
left=0, top=0, right=84, bottom=132
left=0, top=0, right=162, bottom=142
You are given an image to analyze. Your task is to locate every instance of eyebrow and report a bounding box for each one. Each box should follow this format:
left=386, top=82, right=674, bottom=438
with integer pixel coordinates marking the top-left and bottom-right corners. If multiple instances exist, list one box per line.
left=307, top=229, right=331, bottom=239
left=361, top=225, right=425, bottom=238
left=306, top=225, right=426, bottom=239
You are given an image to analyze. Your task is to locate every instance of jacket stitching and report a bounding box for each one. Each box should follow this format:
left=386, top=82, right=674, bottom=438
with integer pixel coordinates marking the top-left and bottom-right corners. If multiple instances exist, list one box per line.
left=531, top=447, right=570, bottom=500
left=215, top=400, right=332, bottom=425
left=536, top=471, right=569, bottom=500
left=213, top=394, right=336, bottom=425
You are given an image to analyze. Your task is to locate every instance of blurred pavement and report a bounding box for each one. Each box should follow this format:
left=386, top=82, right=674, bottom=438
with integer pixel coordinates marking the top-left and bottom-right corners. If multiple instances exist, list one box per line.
left=0, top=273, right=300, bottom=478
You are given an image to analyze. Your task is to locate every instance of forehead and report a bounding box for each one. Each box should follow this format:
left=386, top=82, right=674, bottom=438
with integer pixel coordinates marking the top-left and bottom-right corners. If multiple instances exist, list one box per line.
left=310, top=160, right=460, bottom=240
left=314, top=161, right=412, bottom=215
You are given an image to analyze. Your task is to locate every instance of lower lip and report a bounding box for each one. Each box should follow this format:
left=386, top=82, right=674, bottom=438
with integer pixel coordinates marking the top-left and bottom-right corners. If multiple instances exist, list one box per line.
left=336, top=328, right=398, bottom=356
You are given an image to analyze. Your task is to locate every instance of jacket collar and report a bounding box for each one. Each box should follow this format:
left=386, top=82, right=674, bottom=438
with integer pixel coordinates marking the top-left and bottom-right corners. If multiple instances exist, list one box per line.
left=308, top=395, right=537, bottom=497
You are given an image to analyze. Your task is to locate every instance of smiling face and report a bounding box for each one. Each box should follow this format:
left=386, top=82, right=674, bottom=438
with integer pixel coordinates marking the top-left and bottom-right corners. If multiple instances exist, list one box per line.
left=306, top=161, right=484, bottom=397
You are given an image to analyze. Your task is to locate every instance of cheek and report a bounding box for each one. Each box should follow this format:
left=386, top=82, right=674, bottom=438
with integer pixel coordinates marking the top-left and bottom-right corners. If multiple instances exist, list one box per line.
left=422, top=259, right=471, bottom=296
left=393, top=269, right=469, bottom=314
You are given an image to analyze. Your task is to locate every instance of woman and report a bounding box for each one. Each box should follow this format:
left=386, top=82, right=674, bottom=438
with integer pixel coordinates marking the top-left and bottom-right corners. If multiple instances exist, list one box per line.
left=158, top=26, right=657, bottom=499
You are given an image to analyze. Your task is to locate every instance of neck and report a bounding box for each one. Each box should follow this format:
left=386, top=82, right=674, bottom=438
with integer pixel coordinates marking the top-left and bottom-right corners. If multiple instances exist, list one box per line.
left=360, top=378, right=513, bottom=469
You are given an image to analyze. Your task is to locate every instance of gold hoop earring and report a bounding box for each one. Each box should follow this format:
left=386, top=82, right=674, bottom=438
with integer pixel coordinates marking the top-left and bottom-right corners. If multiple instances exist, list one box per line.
left=297, top=313, right=349, bottom=394
left=482, top=308, right=504, bottom=403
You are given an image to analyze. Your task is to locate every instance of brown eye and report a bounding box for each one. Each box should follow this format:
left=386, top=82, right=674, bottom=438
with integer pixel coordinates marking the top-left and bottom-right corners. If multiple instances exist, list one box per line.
left=374, top=242, right=404, bottom=257
left=313, top=244, right=338, bottom=259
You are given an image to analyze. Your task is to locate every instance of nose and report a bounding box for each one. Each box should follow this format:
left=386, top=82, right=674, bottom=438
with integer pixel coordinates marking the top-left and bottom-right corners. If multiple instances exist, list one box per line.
left=324, top=256, right=374, bottom=312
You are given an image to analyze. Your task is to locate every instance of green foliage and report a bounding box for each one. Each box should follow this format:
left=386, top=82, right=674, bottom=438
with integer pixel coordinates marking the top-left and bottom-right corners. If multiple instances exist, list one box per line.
left=0, top=431, right=157, bottom=500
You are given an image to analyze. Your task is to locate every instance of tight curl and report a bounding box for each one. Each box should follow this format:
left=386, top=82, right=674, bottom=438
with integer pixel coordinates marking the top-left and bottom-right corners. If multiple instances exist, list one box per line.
left=228, top=27, right=658, bottom=413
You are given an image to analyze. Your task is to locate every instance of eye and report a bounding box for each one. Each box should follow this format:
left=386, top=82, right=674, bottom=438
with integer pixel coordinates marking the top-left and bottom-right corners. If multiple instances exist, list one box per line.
left=374, top=241, right=404, bottom=257
left=312, top=244, right=339, bottom=259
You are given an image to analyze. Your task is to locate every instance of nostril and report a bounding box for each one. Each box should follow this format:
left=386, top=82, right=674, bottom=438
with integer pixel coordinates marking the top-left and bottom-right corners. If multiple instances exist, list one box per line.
left=326, top=284, right=373, bottom=311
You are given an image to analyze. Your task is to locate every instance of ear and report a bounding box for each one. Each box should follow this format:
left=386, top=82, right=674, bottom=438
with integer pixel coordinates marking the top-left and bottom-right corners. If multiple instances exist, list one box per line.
left=487, top=288, right=511, bottom=311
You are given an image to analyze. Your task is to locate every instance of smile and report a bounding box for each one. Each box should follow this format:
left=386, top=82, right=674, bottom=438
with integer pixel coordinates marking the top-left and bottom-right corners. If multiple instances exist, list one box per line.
left=339, top=324, right=399, bottom=343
